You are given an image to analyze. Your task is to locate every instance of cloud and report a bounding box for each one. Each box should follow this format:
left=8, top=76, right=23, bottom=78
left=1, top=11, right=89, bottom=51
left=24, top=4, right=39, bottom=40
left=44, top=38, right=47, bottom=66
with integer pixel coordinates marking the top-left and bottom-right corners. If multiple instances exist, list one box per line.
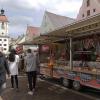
left=9, top=16, right=33, bottom=26
left=53, top=0, right=82, bottom=13
left=9, top=25, right=25, bottom=37
left=0, top=0, right=83, bottom=37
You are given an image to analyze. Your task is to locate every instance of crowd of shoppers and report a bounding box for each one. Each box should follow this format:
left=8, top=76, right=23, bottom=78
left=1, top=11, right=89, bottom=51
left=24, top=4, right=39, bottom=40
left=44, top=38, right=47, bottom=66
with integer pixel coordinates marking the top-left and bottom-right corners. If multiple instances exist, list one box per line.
left=0, top=48, right=40, bottom=95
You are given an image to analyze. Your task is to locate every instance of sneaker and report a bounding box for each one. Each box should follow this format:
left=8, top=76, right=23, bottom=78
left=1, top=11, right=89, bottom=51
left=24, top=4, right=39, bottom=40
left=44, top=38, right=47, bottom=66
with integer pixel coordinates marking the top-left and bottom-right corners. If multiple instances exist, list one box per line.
left=28, top=91, right=33, bottom=95
left=10, top=87, right=14, bottom=90
left=2, top=83, right=6, bottom=89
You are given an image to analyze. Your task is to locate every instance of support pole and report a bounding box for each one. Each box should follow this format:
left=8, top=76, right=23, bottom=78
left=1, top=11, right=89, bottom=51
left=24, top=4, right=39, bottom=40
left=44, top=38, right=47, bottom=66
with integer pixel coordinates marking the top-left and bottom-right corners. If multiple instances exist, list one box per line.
left=70, top=37, right=73, bottom=70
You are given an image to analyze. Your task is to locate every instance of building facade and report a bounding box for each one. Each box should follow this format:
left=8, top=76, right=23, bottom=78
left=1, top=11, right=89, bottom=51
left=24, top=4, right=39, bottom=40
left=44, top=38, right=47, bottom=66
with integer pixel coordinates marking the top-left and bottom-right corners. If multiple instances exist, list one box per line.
left=23, top=26, right=40, bottom=52
left=77, top=0, right=100, bottom=20
left=0, top=9, right=9, bottom=54
left=26, top=26, right=40, bottom=41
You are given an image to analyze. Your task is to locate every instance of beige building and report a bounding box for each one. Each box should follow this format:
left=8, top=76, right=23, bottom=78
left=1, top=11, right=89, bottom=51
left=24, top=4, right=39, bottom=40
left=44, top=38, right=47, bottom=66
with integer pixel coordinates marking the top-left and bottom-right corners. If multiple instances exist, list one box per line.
left=16, top=26, right=40, bottom=53
left=77, top=0, right=100, bottom=20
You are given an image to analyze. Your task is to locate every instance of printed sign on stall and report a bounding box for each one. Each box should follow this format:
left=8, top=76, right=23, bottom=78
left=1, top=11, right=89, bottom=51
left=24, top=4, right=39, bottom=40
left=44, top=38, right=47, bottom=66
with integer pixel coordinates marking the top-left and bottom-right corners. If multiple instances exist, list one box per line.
left=41, top=45, right=49, bottom=52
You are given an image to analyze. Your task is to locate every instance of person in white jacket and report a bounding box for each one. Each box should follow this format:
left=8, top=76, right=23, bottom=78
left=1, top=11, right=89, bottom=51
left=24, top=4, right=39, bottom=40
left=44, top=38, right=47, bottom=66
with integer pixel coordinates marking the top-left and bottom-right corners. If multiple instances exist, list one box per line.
left=8, top=49, right=19, bottom=90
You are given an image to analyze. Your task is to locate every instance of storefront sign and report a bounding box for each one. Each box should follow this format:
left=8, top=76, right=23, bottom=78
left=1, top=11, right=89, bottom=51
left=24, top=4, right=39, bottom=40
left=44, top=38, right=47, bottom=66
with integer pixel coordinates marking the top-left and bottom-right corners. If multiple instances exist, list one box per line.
left=16, top=45, right=23, bottom=54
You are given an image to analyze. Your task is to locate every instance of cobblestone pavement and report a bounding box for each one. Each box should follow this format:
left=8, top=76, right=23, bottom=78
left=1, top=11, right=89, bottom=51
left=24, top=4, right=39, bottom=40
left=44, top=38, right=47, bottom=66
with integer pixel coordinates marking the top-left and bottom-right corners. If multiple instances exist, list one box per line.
left=0, top=76, right=94, bottom=100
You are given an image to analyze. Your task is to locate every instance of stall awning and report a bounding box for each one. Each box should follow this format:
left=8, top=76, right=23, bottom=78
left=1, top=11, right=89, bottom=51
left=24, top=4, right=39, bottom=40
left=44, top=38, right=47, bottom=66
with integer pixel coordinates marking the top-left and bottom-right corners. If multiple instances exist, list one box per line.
left=19, top=13, right=100, bottom=45
left=46, top=13, right=100, bottom=38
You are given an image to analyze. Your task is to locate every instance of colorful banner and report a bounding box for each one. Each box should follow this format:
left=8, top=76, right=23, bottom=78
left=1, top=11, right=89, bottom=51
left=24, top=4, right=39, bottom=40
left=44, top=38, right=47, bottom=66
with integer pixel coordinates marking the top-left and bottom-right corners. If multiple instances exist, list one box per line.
left=16, top=45, right=23, bottom=54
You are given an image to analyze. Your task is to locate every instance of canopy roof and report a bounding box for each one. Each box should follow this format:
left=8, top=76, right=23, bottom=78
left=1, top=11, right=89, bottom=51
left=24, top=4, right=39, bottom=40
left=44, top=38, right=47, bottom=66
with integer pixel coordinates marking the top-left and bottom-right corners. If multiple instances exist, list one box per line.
left=21, top=13, right=100, bottom=45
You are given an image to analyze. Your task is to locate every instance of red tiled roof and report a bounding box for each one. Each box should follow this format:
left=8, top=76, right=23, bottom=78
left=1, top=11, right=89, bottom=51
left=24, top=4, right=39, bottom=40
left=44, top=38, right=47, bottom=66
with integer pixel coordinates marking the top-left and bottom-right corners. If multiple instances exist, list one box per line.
left=26, top=26, right=40, bottom=35
left=0, top=15, right=8, bottom=22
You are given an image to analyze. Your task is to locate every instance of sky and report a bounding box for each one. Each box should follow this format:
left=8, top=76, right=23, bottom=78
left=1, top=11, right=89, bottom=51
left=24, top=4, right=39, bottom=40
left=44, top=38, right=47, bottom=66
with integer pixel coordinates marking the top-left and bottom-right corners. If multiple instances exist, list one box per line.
left=0, top=0, right=83, bottom=37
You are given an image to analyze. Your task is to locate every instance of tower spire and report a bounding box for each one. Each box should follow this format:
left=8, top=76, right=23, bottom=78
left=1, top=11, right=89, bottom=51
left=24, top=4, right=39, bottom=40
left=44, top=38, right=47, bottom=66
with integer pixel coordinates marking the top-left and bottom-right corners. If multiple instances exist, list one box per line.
left=1, top=8, right=5, bottom=15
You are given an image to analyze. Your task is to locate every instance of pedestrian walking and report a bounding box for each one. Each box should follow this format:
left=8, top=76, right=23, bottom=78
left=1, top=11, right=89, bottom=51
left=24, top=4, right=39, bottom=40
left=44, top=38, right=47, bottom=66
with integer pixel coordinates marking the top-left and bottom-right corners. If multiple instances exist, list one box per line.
left=8, top=49, right=20, bottom=90
left=0, top=47, right=10, bottom=94
left=20, top=55, right=24, bottom=72
left=24, top=49, right=40, bottom=95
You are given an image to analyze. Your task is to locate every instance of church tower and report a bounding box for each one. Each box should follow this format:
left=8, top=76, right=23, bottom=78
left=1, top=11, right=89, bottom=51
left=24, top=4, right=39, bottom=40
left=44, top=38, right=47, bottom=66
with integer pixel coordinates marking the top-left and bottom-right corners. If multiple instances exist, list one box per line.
left=0, top=9, right=9, bottom=54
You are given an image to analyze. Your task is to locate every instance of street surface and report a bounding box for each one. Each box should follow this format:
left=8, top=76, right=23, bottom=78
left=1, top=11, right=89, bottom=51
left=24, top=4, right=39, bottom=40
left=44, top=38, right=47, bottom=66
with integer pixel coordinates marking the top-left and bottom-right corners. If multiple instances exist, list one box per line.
left=0, top=75, right=99, bottom=100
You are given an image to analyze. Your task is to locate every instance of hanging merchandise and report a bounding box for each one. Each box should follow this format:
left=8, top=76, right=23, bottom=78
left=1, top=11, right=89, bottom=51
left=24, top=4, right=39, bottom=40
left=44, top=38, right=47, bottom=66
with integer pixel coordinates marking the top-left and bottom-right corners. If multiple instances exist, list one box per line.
left=83, top=38, right=95, bottom=50
left=41, top=45, right=49, bottom=52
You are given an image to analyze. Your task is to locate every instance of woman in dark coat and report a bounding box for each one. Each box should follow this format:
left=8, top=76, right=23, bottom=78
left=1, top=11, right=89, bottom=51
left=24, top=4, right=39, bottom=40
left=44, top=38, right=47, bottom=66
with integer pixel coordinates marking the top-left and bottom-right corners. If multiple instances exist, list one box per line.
left=0, top=47, right=9, bottom=94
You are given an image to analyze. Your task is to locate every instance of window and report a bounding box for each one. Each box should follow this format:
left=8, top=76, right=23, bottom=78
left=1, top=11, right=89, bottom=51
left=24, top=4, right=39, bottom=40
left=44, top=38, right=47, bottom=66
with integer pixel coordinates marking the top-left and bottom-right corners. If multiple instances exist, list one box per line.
left=1, top=22, right=5, bottom=29
left=0, top=44, right=2, bottom=46
left=0, top=39, right=2, bottom=41
left=82, top=14, right=84, bottom=17
left=4, top=44, right=7, bottom=46
left=2, top=32, right=4, bottom=35
left=4, top=39, right=7, bottom=41
left=87, top=0, right=90, bottom=7
left=93, top=9, right=96, bottom=12
left=4, top=48, right=7, bottom=50
left=87, top=10, right=90, bottom=16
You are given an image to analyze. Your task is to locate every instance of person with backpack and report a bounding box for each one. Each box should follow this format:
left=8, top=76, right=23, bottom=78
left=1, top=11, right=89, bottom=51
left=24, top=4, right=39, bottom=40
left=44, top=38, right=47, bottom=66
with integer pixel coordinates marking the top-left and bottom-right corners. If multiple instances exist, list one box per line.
left=0, top=47, right=10, bottom=94
left=8, top=49, right=20, bottom=90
